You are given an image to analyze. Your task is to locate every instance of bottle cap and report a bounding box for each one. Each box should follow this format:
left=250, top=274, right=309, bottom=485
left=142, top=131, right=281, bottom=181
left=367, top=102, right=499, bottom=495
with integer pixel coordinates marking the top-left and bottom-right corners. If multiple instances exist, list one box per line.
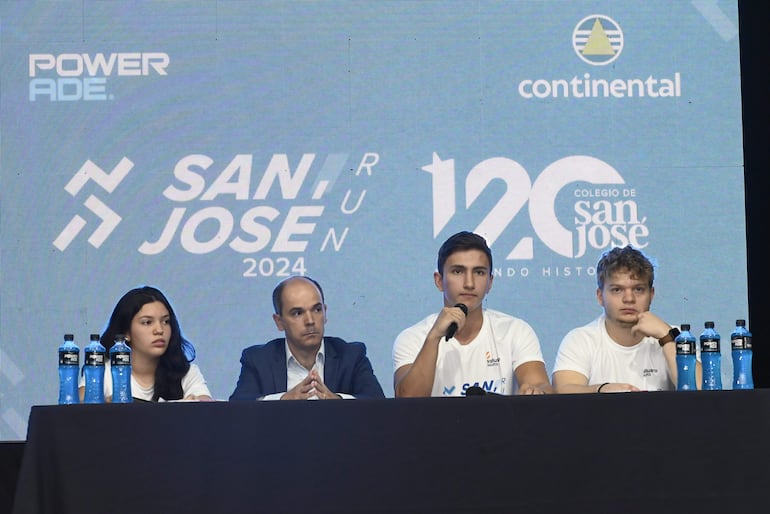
left=736, top=319, right=746, bottom=326
left=64, top=333, right=74, bottom=341
left=680, top=323, right=690, bottom=331
left=705, top=321, right=715, bottom=328
left=90, top=333, right=100, bottom=341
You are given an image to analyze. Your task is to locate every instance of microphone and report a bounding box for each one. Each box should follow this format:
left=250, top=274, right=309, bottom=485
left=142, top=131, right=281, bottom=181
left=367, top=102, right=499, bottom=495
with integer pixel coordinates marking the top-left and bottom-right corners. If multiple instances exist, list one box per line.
left=465, top=386, right=503, bottom=397
left=465, top=385, right=487, bottom=396
left=445, top=303, right=468, bottom=341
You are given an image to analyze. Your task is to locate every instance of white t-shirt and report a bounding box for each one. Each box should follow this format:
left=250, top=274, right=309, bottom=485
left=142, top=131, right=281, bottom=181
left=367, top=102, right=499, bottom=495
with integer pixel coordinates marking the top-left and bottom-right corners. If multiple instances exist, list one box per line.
left=393, top=308, right=545, bottom=396
left=552, top=315, right=673, bottom=391
left=79, top=362, right=211, bottom=401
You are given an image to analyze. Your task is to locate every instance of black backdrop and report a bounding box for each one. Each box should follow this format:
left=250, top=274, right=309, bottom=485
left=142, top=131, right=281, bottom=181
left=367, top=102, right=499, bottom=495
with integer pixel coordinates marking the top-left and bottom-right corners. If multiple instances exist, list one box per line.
left=739, top=1, right=768, bottom=387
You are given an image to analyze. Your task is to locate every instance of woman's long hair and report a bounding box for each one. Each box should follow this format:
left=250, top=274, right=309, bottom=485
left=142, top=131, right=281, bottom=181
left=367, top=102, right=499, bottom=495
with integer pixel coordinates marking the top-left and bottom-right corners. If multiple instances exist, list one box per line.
left=101, top=286, right=195, bottom=401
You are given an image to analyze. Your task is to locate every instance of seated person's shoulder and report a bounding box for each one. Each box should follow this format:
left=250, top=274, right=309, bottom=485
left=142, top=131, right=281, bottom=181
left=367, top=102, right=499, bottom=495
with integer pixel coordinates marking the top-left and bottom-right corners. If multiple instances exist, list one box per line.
left=487, top=308, right=523, bottom=322
left=557, top=323, right=604, bottom=356
left=327, top=336, right=367, bottom=352
left=241, top=338, right=283, bottom=356
left=564, top=318, right=602, bottom=340
left=396, top=313, right=437, bottom=336
left=486, top=308, right=536, bottom=332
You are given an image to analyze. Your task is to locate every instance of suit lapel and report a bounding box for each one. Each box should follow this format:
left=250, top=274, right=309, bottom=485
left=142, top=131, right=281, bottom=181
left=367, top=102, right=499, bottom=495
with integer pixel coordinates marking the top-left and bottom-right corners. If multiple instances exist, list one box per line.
left=323, top=338, right=339, bottom=390
left=270, top=340, right=288, bottom=392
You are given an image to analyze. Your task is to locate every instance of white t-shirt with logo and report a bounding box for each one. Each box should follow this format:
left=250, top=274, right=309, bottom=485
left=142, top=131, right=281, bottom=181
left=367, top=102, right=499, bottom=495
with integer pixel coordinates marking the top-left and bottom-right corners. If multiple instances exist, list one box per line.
left=552, top=315, right=673, bottom=391
left=393, top=309, right=545, bottom=396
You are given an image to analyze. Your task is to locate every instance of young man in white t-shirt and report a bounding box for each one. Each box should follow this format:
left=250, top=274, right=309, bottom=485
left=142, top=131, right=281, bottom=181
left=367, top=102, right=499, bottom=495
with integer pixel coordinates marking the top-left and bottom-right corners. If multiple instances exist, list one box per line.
left=392, top=231, right=552, bottom=397
left=552, top=245, right=702, bottom=393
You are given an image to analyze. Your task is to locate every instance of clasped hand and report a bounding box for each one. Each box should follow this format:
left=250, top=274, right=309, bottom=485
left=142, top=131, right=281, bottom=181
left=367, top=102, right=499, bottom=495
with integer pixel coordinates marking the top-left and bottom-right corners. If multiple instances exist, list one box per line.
left=517, top=383, right=548, bottom=395
left=282, top=369, right=341, bottom=400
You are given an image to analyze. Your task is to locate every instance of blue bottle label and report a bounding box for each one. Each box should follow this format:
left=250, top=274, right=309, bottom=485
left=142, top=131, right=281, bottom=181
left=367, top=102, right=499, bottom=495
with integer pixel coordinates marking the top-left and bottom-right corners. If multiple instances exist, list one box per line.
left=675, top=341, right=695, bottom=355
left=111, top=351, right=131, bottom=366
left=59, top=350, right=79, bottom=365
left=85, top=350, right=105, bottom=365
left=731, top=336, right=751, bottom=350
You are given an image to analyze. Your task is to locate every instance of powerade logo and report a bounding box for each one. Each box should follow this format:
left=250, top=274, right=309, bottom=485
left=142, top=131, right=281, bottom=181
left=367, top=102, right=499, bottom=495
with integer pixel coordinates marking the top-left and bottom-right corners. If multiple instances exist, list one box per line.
left=54, top=152, right=377, bottom=278
left=518, top=15, right=681, bottom=99
left=28, top=52, right=169, bottom=102
left=423, top=153, right=649, bottom=261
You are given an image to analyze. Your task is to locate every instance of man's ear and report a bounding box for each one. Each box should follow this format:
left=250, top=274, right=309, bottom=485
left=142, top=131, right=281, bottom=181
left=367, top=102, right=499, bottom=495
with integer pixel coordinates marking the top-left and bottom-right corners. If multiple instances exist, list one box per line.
left=273, top=313, right=285, bottom=331
left=433, top=271, right=444, bottom=291
left=596, top=288, right=604, bottom=307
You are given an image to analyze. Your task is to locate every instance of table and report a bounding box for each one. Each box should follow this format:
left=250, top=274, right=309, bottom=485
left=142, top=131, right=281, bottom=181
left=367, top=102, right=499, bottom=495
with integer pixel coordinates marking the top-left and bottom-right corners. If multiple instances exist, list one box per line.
left=0, top=441, right=23, bottom=514
left=12, top=390, right=770, bottom=514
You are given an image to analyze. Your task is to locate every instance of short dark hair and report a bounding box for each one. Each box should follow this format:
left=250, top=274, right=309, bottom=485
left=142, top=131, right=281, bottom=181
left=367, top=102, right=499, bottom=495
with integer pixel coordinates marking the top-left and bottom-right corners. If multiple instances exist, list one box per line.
left=595, top=245, right=655, bottom=289
left=272, top=275, right=325, bottom=315
left=436, top=231, right=493, bottom=275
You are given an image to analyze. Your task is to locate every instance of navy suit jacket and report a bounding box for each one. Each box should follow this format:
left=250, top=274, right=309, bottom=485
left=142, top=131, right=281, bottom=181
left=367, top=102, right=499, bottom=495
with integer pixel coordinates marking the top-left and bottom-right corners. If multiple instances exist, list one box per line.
left=229, top=336, right=385, bottom=400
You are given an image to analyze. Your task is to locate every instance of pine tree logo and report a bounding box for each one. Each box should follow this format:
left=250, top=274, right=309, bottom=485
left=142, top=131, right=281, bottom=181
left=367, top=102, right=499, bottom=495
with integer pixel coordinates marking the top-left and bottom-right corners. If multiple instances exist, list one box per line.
left=572, top=15, right=624, bottom=66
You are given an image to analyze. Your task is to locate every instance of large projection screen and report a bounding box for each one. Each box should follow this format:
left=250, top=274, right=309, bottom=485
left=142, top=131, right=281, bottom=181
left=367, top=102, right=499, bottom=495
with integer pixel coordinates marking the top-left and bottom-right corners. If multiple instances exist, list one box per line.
left=0, top=1, right=747, bottom=438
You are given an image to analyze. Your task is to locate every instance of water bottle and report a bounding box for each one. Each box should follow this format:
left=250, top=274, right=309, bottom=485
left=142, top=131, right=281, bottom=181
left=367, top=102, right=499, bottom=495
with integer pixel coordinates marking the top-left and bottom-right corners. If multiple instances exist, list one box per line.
left=58, top=333, right=80, bottom=404
left=110, top=333, right=133, bottom=403
left=731, top=319, right=753, bottom=390
left=699, top=321, right=722, bottom=390
left=675, top=324, right=697, bottom=391
left=83, top=333, right=106, bottom=403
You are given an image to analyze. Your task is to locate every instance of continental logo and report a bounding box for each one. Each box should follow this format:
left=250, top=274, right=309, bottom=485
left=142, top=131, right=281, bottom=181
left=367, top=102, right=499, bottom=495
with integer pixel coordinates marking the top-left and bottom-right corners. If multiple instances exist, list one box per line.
left=518, top=14, right=681, bottom=99
left=572, top=15, right=623, bottom=66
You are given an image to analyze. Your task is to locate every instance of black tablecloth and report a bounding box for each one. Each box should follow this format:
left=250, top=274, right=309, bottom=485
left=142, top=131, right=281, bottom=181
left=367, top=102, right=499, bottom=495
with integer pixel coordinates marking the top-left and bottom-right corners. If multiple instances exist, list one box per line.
left=12, top=391, right=770, bottom=514
left=0, top=442, right=24, bottom=514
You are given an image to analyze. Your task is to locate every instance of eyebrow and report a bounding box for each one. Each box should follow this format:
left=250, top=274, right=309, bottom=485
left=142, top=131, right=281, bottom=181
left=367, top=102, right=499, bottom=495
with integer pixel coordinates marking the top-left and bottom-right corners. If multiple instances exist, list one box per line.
left=288, top=303, right=323, bottom=312
left=449, top=264, right=488, bottom=271
left=607, top=282, right=646, bottom=288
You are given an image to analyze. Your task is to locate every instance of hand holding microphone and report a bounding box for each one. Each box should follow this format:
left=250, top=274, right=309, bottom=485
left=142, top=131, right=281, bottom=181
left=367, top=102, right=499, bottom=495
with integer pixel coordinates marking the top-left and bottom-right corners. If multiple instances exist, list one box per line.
left=445, top=303, right=468, bottom=341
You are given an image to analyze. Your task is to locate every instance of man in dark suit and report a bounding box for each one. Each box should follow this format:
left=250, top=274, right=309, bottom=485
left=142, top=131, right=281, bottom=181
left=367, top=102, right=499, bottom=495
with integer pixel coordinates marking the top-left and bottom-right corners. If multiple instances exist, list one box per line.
left=230, top=275, right=385, bottom=400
